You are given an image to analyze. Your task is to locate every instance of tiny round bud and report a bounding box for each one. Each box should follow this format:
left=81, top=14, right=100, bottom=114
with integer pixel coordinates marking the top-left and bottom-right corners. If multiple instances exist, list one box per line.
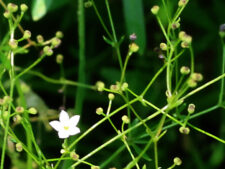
left=96, top=81, right=105, bottom=92
left=20, top=4, right=28, bottom=12
left=28, top=107, right=37, bottom=115
left=23, top=30, right=31, bottom=39
left=3, top=10, right=10, bottom=18
left=91, top=166, right=100, bottom=169
left=129, top=33, right=137, bottom=41
left=56, top=54, right=64, bottom=64
left=3, top=111, right=9, bottom=120
left=51, top=37, right=61, bottom=48
left=188, top=103, right=195, bottom=114
left=16, top=106, right=25, bottom=113
left=160, top=43, right=167, bottom=51
left=13, top=115, right=22, bottom=123
left=179, top=126, right=190, bottom=135
left=179, top=31, right=186, bottom=40
left=60, top=149, right=65, bottom=154
left=8, top=39, right=18, bottom=49
left=122, top=115, right=130, bottom=124
left=180, top=66, right=190, bottom=75
left=178, top=0, right=188, bottom=7
left=121, top=82, right=128, bottom=91
left=151, top=5, right=160, bottom=15
left=96, top=107, right=103, bottom=115
left=108, top=93, right=115, bottom=100
left=3, top=96, right=12, bottom=104
left=181, top=41, right=190, bottom=48
left=56, top=31, right=64, bottom=38
left=70, top=151, right=79, bottom=160
left=7, top=3, right=18, bottom=13
left=172, top=22, right=180, bottom=29
left=37, top=35, right=44, bottom=43
left=191, top=73, right=203, bottom=82
left=173, top=157, right=182, bottom=166
left=84, top=1, right=93, bottom=8
left=129, top=42, right=139, bottom=53
left=16, top=142, right=23, bottom=152
left=43, top=46, right=53, bottom=56
left=187, top=79, right=197, bottom=88
left=110, top=84, right=119, bottom=91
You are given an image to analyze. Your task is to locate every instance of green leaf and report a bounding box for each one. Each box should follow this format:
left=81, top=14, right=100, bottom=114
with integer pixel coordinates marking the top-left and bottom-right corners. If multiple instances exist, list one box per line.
left=122, top=0, right=146, bottom=55
left=31, top=0, right=53, bottom=21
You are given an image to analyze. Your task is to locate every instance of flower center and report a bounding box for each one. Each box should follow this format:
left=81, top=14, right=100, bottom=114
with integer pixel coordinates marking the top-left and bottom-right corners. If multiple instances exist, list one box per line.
left=64, top=126, right=69, bottom=130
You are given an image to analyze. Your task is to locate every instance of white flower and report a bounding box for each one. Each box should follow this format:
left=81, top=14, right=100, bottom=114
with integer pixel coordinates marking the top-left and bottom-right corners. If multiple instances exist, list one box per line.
left=49, top=110, right=80, bottom=139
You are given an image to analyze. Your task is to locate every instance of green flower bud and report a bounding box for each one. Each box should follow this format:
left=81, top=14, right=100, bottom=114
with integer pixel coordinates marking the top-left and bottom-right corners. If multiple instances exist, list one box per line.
left=129, top=42, right=139, bottom=53
left=110, top=84, right=119, bottom=91
left=70, top=151, right=79, bottom=160
left=3, top=96, right=12, bottom=104
left=43, top=46, right=53, bottom=56
left=172, top=22, right=180, bottom=29
left=187, top=79, right=197, bottom=88
left=179, top=31, right=186, bottom=40
left=179, top=126, right=190, bottom=135
left=96, top=81, right=105, bottom=92
left=121, top=82, right=128, bottom=91
left=16, top=142, right=23, bottom=152
left=8, top=39, right=18, bottom=49
left=51, top=37, right=61, bottom=48
left=122, top=115, right=130, bottom=124
left=28, top=107, right=37, bottom=115
left=23, top=30, right=31, bottom=39
left=20, top=4, right=28, bottom=12
left=3, top=111, right=9, bottom=120
left=178, top=0, right=188, bottom=7
left=16, top=106, right=25, bottom=113
left=3, top=10, right=10, bottom=18
left=55, top=31, right=64, bottom=38
left=160, top=43, right=167, bottom=51
left=173, top=157, right=182, bottom=166
left=191, top=73, right=203, bottom=82
left=180, top=66, right=190, bottom=75
left=7, top=3, right=18, bottom=13
left=37, top=35, right=44, bottom=43
left=108, top=93, right=115, bottom=100
left=56, top=54, right=64, bottom=64
left=181, top=41, right=190, bottom=48
left=188, top=103, right=195, bottom=114
left=13, top=115, right=22, bottom=123
left=96, top=107, right=103, bottom=115
left=151, top=5, right=159, bottom=15
left=84, top=1, right=93, bottom=8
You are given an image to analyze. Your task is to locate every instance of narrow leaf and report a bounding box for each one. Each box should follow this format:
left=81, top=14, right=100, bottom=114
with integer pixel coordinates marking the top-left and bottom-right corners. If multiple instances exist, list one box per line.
left=122, top=0, right=146, bottom=55
left=31, top=0, right=52, bottom=21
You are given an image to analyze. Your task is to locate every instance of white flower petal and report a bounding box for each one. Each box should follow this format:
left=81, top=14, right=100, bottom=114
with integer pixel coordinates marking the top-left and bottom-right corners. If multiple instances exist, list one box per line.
left=59, top=110, right=69, bottom=122
left=58, top=130, right=70, bottom=139
left=69, top=115, right=80, bottom=126
left=49, top=121, right=62, bottom=131
left=68, top=127, right=80, bottom=136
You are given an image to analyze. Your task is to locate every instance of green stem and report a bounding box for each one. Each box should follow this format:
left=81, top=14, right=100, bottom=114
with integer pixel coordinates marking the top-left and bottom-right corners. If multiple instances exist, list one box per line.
left=218, top=39, right=225, bottom=104
left=90, top=0, right=113, bottom=40
left=75, top=0, right=86, bottom=115
left=120, top=51, right=132, bottom=83
left=154, top=141, right=158, bottom=169
left=105, top=0, right=123, bottom=71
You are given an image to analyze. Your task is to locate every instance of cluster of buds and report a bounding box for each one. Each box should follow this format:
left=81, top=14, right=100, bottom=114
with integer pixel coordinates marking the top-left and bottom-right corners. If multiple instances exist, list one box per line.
left=179, top=31, right=192, bottom=48
left=110, top=82, right=128, bottom=93
left=187, top=72, right=203, bottom=88
left=3, top=3, right=28, bottom=18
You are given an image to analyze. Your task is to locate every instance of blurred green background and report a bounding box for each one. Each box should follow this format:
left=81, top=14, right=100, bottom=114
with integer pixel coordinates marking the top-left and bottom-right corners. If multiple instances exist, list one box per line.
left=0, top=0, right=225, bottom=168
